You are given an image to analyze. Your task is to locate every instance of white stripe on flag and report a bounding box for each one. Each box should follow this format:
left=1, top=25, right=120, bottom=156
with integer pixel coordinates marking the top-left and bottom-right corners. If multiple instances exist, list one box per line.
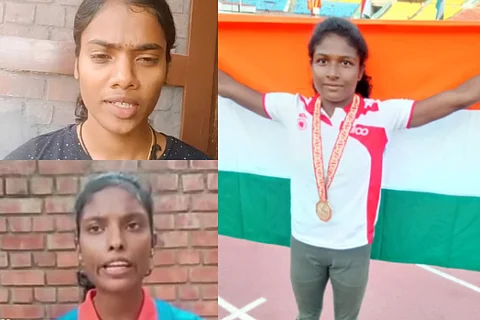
left=219, top=97, right=480, bottom=198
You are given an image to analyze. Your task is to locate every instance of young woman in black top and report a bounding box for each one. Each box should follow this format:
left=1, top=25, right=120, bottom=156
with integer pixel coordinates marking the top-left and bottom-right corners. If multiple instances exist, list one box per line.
left=4, top=0, right=210, bottom=160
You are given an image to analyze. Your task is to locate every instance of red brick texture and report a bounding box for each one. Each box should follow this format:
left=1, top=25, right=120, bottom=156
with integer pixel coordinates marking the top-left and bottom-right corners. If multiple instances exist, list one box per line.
left=0, top=160, right=218, bottom=319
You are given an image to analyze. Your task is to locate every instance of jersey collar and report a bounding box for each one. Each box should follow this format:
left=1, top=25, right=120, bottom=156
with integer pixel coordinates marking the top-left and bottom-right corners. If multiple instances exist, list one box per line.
left=78, top=287, right=157, bottom=320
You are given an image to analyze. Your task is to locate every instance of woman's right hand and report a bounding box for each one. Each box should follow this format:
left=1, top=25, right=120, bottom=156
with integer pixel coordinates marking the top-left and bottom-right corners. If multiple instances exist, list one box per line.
left=218, top=70, right=235, bottom=98
left=217, top=69, right=267, bottom=118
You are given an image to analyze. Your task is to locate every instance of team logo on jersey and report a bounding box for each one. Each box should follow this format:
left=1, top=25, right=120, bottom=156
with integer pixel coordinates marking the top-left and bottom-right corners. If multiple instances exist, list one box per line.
left=350, top=126, right=369, bottom=136
left=297, top=113, right=307, bottom=130
left=356, top=101, right=380, bottom=118
left=300, top=95, right=317, bottom=115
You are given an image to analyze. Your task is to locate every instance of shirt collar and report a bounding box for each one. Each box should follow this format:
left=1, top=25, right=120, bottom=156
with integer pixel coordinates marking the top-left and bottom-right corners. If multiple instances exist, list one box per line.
left=78, top=287, right=157, bottom=320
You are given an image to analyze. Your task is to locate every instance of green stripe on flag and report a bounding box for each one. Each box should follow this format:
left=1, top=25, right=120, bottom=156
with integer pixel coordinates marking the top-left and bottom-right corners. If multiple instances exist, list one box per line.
left=219, top=170, right=291, bottom=247
left=219, top=170, right=480, bottom=271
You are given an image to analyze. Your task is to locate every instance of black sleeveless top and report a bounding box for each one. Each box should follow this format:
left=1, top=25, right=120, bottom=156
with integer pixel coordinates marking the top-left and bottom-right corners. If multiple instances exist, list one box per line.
left=3, top=124, right=211, bottom=160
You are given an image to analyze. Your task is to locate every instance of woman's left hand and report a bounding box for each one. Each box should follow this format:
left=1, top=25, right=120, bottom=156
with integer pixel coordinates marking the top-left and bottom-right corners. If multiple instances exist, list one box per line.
left=409, top=74, right=480, bottom=128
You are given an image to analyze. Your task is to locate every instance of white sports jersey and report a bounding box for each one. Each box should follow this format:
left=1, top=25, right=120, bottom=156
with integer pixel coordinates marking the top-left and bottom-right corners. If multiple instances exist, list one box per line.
left=263, top=93, right=416, bottom=250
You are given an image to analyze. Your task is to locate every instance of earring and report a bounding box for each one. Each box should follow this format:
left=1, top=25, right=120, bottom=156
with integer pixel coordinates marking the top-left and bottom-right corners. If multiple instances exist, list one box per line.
left=145, top=267, right=153, bottom=277
left=145, top=249, right=155, bottom=277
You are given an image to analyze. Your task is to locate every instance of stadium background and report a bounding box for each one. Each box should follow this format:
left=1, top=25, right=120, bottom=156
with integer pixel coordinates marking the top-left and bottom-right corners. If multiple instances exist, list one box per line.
left=218, top=0, right=480, bottom=20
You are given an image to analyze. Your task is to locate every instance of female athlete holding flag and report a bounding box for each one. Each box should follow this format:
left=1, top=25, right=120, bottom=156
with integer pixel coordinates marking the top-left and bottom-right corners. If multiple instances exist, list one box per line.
left=218, top=17, right=480, bottom=320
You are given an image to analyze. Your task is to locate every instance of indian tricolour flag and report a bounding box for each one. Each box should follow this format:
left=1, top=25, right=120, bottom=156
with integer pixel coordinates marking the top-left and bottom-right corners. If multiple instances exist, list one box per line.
left=218, top=15, right=480, bottom=272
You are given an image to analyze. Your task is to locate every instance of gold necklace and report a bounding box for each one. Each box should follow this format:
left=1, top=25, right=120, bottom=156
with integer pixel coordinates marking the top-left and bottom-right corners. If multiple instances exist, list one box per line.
left=79, top=123, right=155, bottom=160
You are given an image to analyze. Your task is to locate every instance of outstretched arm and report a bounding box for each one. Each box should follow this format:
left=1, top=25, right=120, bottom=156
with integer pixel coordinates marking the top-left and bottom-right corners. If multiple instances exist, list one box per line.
left=218, top=70, right=268, bottom=118
left=409, top=75, right=480, bottom=128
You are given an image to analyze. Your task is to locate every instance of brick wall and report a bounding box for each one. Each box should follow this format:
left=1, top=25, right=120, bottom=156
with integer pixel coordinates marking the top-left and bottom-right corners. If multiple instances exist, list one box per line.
left=0, top=0, right=191, bottom=158
left=0, top=160, right=218, bottom=320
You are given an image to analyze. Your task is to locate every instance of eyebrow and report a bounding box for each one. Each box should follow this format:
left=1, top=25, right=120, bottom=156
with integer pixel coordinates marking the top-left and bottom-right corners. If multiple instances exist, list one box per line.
left=87, top=39, right=163, bottom=51
left=315, top=53, right=357, bottom=60
left=82, top=212, right=148, bottom=223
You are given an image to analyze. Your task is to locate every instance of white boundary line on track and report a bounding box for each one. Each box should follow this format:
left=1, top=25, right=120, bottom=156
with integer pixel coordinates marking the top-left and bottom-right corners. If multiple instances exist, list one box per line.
left=416, top=264, right=480, bottom=293
left=218, top=296, right=267, bottom=320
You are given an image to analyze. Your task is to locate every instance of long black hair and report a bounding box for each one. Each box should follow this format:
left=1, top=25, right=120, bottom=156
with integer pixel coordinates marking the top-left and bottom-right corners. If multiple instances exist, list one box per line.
left=308, top=17, right=372, bottom=98
left=74, top=172, right=154, bottom=301
left=73, top=0, right=177, bottom=123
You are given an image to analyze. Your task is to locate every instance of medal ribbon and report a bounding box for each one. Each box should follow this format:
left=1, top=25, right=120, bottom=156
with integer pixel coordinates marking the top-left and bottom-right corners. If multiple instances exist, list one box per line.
left=312, top=94, right=360, bottom=203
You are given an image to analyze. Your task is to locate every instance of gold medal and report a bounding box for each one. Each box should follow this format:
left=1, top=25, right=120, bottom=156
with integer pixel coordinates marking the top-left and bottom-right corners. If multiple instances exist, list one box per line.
left=312, top=95, right=360, bottom=223
left=316, top=201, right=332, bottom=222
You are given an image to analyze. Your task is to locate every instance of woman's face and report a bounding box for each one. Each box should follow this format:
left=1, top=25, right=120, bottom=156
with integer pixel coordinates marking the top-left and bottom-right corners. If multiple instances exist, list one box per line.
left=74, top=1, right=167, bottom=135
left=77, top=186, right=153, bottom=293
left=311, top=33, right=364, bottom=104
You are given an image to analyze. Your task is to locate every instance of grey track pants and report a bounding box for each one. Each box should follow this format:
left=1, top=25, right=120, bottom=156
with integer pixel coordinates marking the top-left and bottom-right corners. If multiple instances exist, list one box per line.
left=290, top=236, right=371, bottom=320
